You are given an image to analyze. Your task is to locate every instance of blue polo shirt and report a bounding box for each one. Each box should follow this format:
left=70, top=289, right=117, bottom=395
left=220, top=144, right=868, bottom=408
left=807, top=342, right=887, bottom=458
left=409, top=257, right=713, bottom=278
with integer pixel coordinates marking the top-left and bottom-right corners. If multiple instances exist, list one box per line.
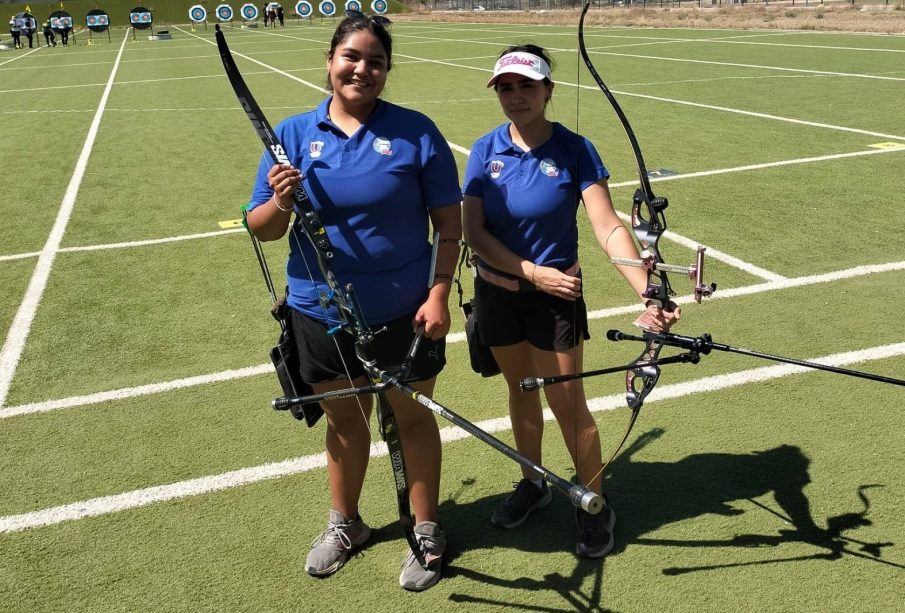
left=463, top=122, right=609, bottom=270
left=249, top=97, right=461, bottom=325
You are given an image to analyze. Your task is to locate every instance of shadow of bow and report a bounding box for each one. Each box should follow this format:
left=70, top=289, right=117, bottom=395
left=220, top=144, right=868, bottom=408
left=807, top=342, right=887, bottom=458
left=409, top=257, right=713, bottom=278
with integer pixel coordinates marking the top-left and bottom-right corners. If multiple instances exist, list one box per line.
left=431, top=428, right=899, bottom=609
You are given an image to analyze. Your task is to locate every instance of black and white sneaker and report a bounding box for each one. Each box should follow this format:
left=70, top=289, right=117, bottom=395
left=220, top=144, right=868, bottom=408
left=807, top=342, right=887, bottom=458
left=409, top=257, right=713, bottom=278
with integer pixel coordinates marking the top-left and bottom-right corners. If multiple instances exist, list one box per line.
left=491, top=479, right=552, bottom=529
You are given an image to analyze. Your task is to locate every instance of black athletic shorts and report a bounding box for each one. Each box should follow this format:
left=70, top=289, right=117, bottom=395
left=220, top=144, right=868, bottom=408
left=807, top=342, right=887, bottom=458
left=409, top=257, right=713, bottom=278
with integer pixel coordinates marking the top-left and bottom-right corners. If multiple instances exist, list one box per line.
left=289, top=307, right=446, bottom=384
left=474, top=275, right=590, bottom=352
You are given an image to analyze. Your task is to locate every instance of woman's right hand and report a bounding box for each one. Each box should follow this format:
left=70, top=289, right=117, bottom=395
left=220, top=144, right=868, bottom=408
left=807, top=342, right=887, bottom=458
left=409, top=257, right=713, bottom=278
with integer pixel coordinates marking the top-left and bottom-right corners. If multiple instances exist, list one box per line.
left=532, top=265, right=582, bottom=302
left=267, top=163, right=302, bottom=210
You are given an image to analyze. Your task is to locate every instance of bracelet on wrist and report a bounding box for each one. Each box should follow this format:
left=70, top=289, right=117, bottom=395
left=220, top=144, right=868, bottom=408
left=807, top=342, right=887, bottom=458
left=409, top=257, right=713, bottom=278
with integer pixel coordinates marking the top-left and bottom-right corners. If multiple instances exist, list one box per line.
left=273, top=196, right=293, bottom=213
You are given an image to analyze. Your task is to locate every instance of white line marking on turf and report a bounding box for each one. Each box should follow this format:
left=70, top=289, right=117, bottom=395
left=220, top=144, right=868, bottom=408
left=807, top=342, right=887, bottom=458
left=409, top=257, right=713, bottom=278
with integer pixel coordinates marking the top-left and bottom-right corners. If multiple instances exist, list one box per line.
left=179, top=25, right=327, bottom=95
left=2, top=340, right=903, bottom=533
left=0, top=365, right=273, bottom=420
left=0, top=229, right=246, bottom=262
left=582, top=49, right=905, bottom=82
left=0, top=30, right=129, bottom=409
left=394, top=51, right=905, bottom=142
left=3, top=259, right=904, bottom=422
left=0, top=46, right=43, bottom=67
left=179, top=26, right=475, bottom=173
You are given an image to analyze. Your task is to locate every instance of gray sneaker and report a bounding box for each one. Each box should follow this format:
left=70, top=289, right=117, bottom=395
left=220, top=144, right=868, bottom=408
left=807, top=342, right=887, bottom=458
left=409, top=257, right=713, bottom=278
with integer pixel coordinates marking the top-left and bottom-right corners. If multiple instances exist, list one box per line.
left=576, top=497, right=616, bottom=559
left=306, top=509, right=371, bottom=577
left=399, top=521, right=446, bottom=592
left=491, top=479, right=552, bottom=529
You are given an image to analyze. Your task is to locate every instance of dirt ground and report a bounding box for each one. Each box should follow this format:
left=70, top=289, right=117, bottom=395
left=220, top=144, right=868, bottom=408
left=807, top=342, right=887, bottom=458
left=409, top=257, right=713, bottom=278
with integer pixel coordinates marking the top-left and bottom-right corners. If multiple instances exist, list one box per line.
left=394, top=3, right=905, bottom=34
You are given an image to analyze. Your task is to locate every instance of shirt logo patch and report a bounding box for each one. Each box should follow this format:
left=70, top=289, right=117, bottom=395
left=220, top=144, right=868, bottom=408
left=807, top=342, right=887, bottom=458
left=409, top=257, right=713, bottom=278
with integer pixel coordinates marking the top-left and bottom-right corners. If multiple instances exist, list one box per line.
left=539, top=158, right=559, bottom=177
left=490, top=160, right=505, bottom=179
left=373, top=137, right=393, bottom=156
left=309, top=141, right=324, bottom=158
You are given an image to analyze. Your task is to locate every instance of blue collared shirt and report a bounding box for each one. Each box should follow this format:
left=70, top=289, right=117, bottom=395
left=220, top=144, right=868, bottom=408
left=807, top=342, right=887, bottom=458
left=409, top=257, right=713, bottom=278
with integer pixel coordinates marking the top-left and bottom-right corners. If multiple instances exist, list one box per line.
left=463, top=122, right=609, bottom=270
left=250, top=97, right=461, bottom=325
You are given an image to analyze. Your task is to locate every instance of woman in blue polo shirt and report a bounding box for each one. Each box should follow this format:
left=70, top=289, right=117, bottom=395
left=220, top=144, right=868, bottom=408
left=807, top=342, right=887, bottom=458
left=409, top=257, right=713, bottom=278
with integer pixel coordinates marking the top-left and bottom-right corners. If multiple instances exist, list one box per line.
left=463, top=44, right=679, bottom=559
left=246, top=14, right=461, bottom=591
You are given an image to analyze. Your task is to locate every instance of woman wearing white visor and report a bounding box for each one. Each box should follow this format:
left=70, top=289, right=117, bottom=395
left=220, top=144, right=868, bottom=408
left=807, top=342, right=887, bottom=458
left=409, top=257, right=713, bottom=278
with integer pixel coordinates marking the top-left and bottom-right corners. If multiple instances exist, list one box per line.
left=463, top=45, right=679, bottom=558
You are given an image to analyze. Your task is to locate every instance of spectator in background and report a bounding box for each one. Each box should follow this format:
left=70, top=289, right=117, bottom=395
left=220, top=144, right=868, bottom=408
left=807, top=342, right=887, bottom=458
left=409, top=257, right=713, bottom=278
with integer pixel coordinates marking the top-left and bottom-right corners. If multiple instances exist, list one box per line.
left=57, top=19, right=69, bottom=46
left=10, top=16, right=22, bottom=49
left=262, top=3, right=269, bottom=26
left=42, top=19, right=56, bottom=47
left=22, top=16, right=34, bottom=48
left=277, top=5, right=285, bottom=26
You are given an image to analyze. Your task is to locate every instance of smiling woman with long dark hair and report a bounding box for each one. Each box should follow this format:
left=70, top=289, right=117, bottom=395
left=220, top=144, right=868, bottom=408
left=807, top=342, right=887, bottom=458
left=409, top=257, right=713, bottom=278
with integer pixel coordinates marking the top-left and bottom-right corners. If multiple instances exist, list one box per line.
left=245, top=13, right=461, bottom=592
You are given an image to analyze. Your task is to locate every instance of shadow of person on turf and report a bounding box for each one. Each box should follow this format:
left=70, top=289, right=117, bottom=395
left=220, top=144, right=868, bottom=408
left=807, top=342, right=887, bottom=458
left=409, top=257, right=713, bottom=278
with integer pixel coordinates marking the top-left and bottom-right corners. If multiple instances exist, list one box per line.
left=436, top=428, right=898, bottom=610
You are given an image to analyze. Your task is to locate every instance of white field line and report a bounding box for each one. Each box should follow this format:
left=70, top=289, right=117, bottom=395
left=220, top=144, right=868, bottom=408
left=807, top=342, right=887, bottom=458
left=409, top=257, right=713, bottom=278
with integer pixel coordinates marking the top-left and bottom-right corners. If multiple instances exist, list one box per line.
left=0, top=30, right=129, bottom=409
left=0, top=70, right=318, bottom=95
left=5, top=145, right=904, bottom=272
left=582, top=49, right=905, bottom=82
left=180, top=25, right=327, bottom=94
left=394, top=32, right=905, bottom=83
left=177, top=26, right=477, bottom=167
left=3, top=259, right=905, bottom=422
left=0, top=46, right=43, bottom=67
left=0, top=229, right=246, bottom=262
left=2, top=339, right=904, bottom=534
left=394, top=51, right=905, bottom=142
left=0, top=365, right=273, bottom=420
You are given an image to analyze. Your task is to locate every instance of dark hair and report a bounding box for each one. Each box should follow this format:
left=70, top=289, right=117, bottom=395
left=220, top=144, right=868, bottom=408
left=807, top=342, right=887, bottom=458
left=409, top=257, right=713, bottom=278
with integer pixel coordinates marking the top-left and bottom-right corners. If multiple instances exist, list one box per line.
left=497, top=44, right=555, bottom=84
left=327, top=16, right=393, bottom=71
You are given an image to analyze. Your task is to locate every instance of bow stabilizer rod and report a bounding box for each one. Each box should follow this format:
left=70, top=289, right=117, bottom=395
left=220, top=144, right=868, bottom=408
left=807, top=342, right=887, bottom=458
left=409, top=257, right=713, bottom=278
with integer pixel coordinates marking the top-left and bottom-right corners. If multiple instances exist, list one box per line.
left=608, top=330, right=905, bottom=387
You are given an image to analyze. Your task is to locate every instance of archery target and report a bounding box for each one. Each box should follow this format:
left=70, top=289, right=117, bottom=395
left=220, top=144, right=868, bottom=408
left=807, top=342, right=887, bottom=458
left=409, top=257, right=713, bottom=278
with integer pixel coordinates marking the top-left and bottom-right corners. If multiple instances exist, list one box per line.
left=240, top=3, right=259, bottom=20
left=345, top=0, right=361, bottom=12
left=318, top=1, right=336, bottom=17
left=370, top=0, right=387, bottom=14
left=130, top=7, right=153, bottom=29
left=189, top=5, right=207, bottom=22
left=84, top=9, right=109, bottom=32
left=295, top=1, right=312, bottom=17
left=16, top=12, right=36, bottom=30
left=216, top=4, right=234, bottom=21
left=50, top=10, right=73, bottom=29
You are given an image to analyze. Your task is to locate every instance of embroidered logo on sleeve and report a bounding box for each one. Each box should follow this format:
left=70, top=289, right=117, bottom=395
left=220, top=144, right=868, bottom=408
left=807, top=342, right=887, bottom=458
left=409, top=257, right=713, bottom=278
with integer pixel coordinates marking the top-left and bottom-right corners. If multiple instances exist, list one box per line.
left=539, top=158, right=559, bottom=177
left=373, top=137, right=393, bottom=155
left=490, top=160, right=505, bottom=179
left=309, top=141, right=324, bottom=158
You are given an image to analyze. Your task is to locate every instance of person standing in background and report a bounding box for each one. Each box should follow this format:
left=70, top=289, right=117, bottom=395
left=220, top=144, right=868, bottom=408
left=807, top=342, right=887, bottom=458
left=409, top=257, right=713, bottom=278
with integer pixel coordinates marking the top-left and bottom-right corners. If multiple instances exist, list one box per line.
left=42, top=19, right=56, bottom=47
left=9, top=16, right=22, bottom=49
left=22, top=16, right=34, bottom=48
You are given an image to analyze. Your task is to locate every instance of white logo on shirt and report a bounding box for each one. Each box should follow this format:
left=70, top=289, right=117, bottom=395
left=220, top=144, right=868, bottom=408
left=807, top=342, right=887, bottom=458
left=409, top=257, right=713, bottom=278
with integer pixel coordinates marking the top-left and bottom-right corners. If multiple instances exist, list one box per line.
left=490, top=160, right=504, bottom=179
left=539, top=158, right=559, bottom=177
left=373, top=137, right=393, bottom=156
left=309, top=141, right=324, bottom=158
